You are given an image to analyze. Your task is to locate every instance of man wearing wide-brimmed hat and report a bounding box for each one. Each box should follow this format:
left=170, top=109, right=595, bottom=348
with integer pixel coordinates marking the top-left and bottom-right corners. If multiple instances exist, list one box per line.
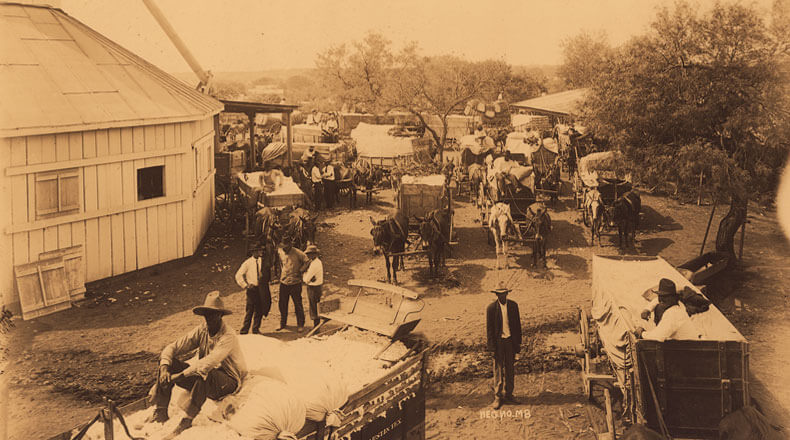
left=148, top=291, right=247, bottom=437
left=635, top=278, right=701, bottom=341
left=302, top=244, right=324, bottom=327
left=486, top=281, right=522, bottom=409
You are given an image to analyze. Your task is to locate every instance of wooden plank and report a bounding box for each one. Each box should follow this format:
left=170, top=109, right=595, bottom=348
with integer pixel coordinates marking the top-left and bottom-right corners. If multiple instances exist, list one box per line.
left=83, top=165, right=98, bottom=211
left=108, top=162, right=123, bottom=208
left=147, top=206, right=159, bottom=264
left=71, top=221, right=85, bottom=247
left=111, top=213, right=124, bottom=275
left=123, top=212, right=136, bottom=272
left=174, top=154, right=183, bottom=195
left=135, top=209, right=149, bottom=269
left=155, top=125, right=166, bottom=150
left=95, top=129, right=109, bottom=157
left=82, top=131, right=96, bottom=159
left=144, top=126, right=156, bottom=151
left=27, top=135, right=42, bottom=164
left=174, top=121, right=182, bottom=151
left=55, top=133, right=69, bottom=162
left=96, top=164, right=108, bottom=210
left=58, top=223, right=71, bottom=249
left=182, top=198, right=194, bottom=255
left=41, top=134, right=56, bottom=163
left=108, top=128, right=121, bottom=156
left=157, top=204, right=167, bottom=262
left=84, top=218, right=100, bottom=281
left=97, top=216, right=112, bottom=278
left=180, top=122, right=193, bottom=148
left=120, top=127, right=134, bottom=154
left=11, top=175, right=28, bottom=224
left=10, top=137, right=26, bottom=166
left=5, top=147, right=190, bottom=177
left=164, top=123, right=175, bottom=149
left=175, top=203, right=183, bottom=258
left=164, top=203, right=177, bottom=262
left=68, top=132, right=82, bottom=160
left=132, top=126, right=145, bottom=153
left=121, top=161, right=135, bottom=205
left=43, top=226, right=57, bottom=252
left=12, top=232, right=29, bottom=265
left=164, top=155, right=176, bottom=196
left=28, top=229, right=43, bottom=261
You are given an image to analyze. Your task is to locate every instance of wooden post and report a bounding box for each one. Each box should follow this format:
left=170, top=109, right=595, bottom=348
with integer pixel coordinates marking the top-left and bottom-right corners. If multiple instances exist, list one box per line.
left=284, top=111, right=293, bottom=167
left=739, top=216, right=746, bottom=261
left=247, top=112, right=256, bottom=170
left=102, top=398, right=115, bottom=440
left=604, top=387, right=615, bottom=440
left=700, top=199, right=717, bottom=256
left=697, top=171, right=704, bottom=206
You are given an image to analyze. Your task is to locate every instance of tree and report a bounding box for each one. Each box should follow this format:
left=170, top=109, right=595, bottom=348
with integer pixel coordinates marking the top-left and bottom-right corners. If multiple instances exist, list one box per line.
left=583, top=1, right=789, bottom=203
left=213, top=80, right=246, bottom=100
left=558, top=31, right=613, bottom=89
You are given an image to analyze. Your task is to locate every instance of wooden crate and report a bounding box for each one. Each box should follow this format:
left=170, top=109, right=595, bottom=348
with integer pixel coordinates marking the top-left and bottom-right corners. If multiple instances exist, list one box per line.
left=264, top=192, right=304, bottom=208
left=398, top=183, right=445, bottom=219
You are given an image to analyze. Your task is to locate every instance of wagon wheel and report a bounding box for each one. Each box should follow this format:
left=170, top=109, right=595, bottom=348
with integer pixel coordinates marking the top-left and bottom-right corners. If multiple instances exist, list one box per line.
left=578, top=308, right=593, bottom=400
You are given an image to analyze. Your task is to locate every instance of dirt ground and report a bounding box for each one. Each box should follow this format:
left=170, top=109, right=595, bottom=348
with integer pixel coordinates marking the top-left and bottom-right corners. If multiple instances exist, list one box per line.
left=4, top=176, right=790, bottom=439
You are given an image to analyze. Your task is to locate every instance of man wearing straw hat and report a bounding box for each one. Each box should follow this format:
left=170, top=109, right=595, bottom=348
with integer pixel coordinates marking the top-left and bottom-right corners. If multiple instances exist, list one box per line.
left=635, top=278, right=701, bottom=341
left=302, top=244, right=324, bottom=328
left=486, top=281, right=522, bottom=409
left=147, top=291, right=247, bottom=437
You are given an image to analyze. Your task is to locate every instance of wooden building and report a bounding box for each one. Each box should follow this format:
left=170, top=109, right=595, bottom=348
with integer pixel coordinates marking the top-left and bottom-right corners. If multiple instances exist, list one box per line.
left=0, top=3, right=224, bottom=318
left=511, top=88, right=589, bottom=125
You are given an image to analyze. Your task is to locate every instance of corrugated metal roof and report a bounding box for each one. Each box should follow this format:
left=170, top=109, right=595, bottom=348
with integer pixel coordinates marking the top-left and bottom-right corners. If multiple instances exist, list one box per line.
left=511, top=88, right=589, bottom=116
left=0, top=3, right=223, bottom=138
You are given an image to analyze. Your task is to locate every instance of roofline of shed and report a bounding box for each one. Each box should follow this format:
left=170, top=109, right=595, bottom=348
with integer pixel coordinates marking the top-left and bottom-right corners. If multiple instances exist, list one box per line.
left=510, top=105, right=574, bottom=117
left=220, top=99, right=299, bottom=115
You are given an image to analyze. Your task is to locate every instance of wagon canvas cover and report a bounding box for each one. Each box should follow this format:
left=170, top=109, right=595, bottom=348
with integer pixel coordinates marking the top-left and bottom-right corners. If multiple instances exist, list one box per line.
left=591, top=256, right=744, bottom=381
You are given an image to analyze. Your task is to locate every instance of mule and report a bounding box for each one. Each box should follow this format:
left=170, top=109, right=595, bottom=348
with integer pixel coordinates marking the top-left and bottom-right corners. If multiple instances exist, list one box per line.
left=285, top=207, right=317, bottom=251
left=417, top=209, right=451, bottom=278
left=370, top=210, right=409, bottom=284
left=488, top=202, right=515, bottom=269
left=524, top=202, right=551, bottom=268
left=467, top=163, right=486, bottom=207
left=584, top=189, right=604, bottom=245
left=613, top=190, right=641, bottom=250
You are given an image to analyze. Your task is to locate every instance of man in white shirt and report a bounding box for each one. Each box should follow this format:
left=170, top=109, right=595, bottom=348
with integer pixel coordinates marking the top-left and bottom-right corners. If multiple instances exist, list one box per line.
left=234, top=247, right=271, bottom=334
left=635, top=278, right=702, bottom=341
left=301, top=244, right=324, bottom=327
left=486, top=281, right=522, bottom=409
left=310, top=158, right=324, bottom=210
left=323, top=162, right=336, bottom=209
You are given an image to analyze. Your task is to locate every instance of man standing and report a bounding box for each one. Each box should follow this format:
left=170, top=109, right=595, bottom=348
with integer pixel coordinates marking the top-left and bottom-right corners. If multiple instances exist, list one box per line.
left=323, top=161, right=336, bottom=209
left=302, top=244, right=324, bottom=328
left=635, top=278, right=701, bottom=341
left=234, top=246, right=272, bottom=334
left=310, top=158, right=324, bottom=211
left=148, top=291, right=246, bottom=438
left=276, top=236, right=309, bottom=332
left=486, top=281, right=522, bottom=409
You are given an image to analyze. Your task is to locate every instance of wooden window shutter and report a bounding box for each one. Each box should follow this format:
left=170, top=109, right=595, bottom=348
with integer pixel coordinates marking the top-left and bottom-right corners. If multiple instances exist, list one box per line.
left=59, top=171, right=80, bottom=212
left=14, top=257, right=71, bottom=320
left=36, top=173, right=59, bottom=216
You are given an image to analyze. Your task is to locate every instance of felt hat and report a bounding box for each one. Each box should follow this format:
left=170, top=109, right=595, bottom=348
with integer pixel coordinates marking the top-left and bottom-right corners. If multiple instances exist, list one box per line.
left=491, top=281, right=511, bottom=295
left=305, top=244, right=319, bottom=254
left=652, top=278, right=678, bottom=297
left=193, top=291, right=232, bottom=316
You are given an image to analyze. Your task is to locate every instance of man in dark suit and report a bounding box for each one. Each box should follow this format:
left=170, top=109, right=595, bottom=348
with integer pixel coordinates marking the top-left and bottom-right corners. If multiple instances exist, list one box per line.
left=486, top=281, right=522, bottom=409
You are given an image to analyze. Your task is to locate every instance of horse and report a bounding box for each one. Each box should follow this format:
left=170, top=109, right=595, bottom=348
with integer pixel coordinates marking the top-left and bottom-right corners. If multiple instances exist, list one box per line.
left=613, top=190, right=641, bottom=250
left=370, top=210, right=409, bottom=284
left=523, top=202, right=551, bottom=268
left=284, top=207, right=317, bottom=251
left=488, top=202, right=516, bottom=269
left=417, top=209, right=451, bottom=278
left=467, top=163, right=487, bottom=207
left=584, top=189, right=604, bottom=245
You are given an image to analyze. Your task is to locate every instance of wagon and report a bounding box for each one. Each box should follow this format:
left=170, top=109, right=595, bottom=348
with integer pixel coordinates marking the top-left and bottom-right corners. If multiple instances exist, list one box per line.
left=213, top=149, right=246, bottom=221
left=526, top=140, right=561, bottom=204
left=575, top=151, right=631, bottom=228
left=396, top=174, right=457, bottom=253
left=578, top=255, right=750, bottom=438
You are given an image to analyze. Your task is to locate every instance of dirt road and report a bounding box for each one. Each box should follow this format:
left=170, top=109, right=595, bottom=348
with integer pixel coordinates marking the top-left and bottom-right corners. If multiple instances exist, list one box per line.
left=4, top=183, right=789, bottom=439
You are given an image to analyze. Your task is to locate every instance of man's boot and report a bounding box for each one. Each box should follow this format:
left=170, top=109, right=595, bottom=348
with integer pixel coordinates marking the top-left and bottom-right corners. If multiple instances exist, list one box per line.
left=491, top=396, right=502, bottom=410
left=504, top=394, right=520, bottom=405
left=145, top=407, right=169, bottom=424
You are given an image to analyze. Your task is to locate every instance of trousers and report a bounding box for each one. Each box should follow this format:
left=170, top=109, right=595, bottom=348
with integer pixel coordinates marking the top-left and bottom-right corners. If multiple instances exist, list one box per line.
left=493, top=337, right=515, bottom=398
left=306, top=284, right=323, bottom=326
left=240, top=284, right=271, bottom=334
left=152, top=358, right=237, bottom=419
left=279, top=282, right=305, bottom=327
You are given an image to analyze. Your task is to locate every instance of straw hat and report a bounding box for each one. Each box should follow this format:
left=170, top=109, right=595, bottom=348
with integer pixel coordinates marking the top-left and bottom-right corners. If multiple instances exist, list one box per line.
left=192, top=291, right=232, bottom=316
left=304, top=244, right=320, bottom=254
left=490, top=281, right=511, bottom=295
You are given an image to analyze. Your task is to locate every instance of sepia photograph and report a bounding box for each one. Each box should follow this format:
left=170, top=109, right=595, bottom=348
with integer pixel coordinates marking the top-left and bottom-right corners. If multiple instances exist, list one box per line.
left=0, top=0, right=789, bottom=439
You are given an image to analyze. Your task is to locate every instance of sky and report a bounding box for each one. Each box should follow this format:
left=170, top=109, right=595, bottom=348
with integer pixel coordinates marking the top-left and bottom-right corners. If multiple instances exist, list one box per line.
left=59, top=0, right=775, bottom=79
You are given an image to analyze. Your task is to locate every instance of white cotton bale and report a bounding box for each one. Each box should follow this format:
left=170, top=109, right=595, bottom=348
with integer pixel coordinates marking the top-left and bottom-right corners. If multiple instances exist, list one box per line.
left=227, top=377, right=306, bottom=440
left=282, top=370, right=349, bottom=424
left=238, top=335, right=287, bottom=371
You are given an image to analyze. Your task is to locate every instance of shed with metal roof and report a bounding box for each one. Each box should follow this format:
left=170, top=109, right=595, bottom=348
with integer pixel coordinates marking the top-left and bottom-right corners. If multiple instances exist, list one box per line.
left=511, top=88, right=589, bottom=124
left=0, top=2, right=223, bottom=318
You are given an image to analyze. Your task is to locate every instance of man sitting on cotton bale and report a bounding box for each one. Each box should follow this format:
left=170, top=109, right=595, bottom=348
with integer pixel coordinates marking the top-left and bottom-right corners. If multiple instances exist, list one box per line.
left=634, top=279, right=702, bottom=341
left=147, top=291, right=247, bottom=438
